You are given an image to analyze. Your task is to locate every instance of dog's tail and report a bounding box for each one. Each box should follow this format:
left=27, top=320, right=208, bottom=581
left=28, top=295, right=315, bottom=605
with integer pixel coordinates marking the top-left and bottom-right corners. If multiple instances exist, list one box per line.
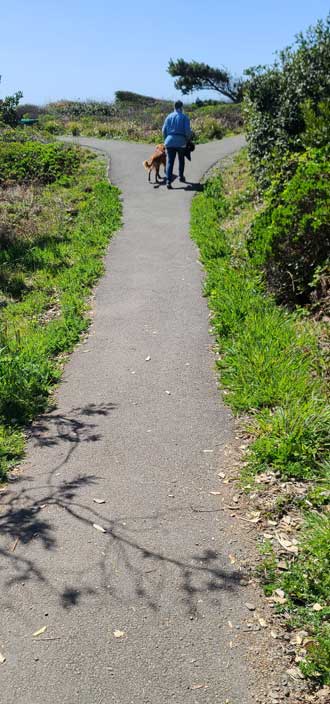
left=143, top=159, right=151, bottom=170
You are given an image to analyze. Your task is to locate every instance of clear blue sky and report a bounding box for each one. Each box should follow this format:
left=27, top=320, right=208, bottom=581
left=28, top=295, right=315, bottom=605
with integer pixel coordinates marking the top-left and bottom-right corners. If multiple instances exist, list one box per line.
left=1, top=0, right=329, bottom=105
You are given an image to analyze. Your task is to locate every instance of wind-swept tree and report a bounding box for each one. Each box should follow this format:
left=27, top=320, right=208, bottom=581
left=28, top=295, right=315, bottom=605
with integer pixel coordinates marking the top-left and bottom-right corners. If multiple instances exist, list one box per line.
left=167, top=59, right=244, bottom=103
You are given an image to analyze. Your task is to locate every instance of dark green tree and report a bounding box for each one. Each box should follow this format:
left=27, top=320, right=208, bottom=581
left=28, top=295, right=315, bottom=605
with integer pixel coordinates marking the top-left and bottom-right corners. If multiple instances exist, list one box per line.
left=167, top=59, right=244, bottom=103
left=0, top=76, right=23, bottom=127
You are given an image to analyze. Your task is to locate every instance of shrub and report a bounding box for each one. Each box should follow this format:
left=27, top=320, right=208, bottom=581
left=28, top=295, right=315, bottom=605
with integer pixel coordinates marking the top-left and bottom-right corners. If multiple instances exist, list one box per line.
left=45, top=100, right=117, bottom=118
left=244, top=15, right=330, bottom=188
left=302, top=99, right=330, bottom=149
left=97, top=123, right=111, bottom=137
left=67, top=121, right=80, bottom=136
left=42, top=119, right=62, bottom=134
left=248, top=147, right=330, bottom=304
left=0, top=142, right=80, bottom=184
left=194, top=103, right=244, bottom=131
left=191, top=116, right=224, bottom=141
left=0, top=83, right=23, bottom=127
left=0, top=123, right=48, bottom=144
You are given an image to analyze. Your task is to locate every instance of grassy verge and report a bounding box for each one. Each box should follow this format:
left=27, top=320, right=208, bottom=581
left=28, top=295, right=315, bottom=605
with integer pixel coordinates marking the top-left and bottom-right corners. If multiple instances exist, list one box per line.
left=0, top=148, right=121, bottom=479
left=190, top=149, right=330, bottom=686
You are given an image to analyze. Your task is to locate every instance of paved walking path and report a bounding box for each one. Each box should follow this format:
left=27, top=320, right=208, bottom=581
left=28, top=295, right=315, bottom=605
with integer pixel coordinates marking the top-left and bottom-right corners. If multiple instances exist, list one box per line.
left=0, top=135, right=261, bottom=704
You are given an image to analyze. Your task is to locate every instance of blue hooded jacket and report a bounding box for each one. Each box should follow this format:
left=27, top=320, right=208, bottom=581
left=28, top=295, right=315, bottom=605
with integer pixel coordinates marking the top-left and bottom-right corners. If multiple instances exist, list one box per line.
left=162, top=109, right=192, bottom=148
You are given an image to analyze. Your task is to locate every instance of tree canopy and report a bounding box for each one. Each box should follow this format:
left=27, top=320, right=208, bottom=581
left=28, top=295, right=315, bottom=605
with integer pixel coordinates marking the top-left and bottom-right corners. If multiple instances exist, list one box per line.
left=0, top=76, right=23, bottom=126
left=167, top=59, right=244, bottom=103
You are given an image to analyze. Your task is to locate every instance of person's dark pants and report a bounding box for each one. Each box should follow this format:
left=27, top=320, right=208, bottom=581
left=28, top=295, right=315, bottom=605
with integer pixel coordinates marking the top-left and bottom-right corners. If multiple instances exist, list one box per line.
left=166, top=147, right=185, bottom=184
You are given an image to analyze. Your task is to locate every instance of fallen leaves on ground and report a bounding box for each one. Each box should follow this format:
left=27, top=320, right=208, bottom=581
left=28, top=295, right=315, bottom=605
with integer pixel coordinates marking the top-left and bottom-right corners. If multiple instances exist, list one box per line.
left=32, top=626, right=47, bottom=637
left=271, top=594, right=287, bottom=605
left=277, top=560, right=288, bottom=570
left=275, top=588, right=285, bottom=598
left=258, top=617, right=268, bottom=628
left=246, top=511, right=261, bottom=523
left=290, top=631, right=308, bottom=646
left=275, top=532, right=299, bottom=554
left=269, top=589, right=287, bottom=605
left=191, top=683, right=208, bottom=690
left=287, top=666, right=305, bottom=681
left=315, top=686, right=330, bottom=702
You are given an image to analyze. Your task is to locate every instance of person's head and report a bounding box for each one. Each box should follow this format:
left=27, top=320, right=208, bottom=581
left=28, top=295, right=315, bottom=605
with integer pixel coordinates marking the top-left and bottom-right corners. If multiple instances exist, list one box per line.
left=174, top=100, right=183, bottom=111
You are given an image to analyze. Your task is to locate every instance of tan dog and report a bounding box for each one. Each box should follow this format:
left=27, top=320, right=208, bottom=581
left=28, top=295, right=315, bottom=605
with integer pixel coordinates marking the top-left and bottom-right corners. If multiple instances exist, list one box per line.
left=143, top=144, right=166, bottom=183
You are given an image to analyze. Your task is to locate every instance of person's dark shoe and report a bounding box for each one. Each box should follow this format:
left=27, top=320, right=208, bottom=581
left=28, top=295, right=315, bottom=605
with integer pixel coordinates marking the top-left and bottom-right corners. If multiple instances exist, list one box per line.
left=166, top=183, right=172, bottom=189
left=179, top=176, right=186, bottom=183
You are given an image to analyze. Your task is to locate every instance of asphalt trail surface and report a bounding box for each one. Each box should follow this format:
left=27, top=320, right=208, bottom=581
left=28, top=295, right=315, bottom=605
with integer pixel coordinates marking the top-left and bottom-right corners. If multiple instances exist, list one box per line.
left=0, top=135, right=259, bottom=704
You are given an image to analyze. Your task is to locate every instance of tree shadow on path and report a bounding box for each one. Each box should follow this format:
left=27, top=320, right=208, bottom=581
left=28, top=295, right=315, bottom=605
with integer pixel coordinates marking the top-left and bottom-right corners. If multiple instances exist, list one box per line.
left=0, top=402, right=246, bottom=618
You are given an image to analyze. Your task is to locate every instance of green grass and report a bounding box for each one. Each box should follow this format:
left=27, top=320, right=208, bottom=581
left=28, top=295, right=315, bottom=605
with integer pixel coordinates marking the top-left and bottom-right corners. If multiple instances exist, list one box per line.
left=282, top=513, right=330, bottom=684
left=0, top=148, right=121, bottom=479
left=249, top=400, right=330, bottom=480
left=190, top=149, right=330, bottom=684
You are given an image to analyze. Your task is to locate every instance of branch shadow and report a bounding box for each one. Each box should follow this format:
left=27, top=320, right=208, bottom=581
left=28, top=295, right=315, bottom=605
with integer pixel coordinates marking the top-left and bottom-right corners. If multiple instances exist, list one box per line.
left=29, top=402, right=117, bottom=449
left=1, top=401, right=246, bottom=617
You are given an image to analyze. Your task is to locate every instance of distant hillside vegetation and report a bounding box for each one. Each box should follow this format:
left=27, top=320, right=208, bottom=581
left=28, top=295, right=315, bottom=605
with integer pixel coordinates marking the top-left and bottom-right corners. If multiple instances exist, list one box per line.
left=17, top=93, right=243, bottom=144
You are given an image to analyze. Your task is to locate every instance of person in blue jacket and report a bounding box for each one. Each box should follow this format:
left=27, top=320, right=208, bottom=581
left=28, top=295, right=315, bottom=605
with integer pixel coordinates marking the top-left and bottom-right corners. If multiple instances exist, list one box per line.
left=162, top=100, right=192, bottom=189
